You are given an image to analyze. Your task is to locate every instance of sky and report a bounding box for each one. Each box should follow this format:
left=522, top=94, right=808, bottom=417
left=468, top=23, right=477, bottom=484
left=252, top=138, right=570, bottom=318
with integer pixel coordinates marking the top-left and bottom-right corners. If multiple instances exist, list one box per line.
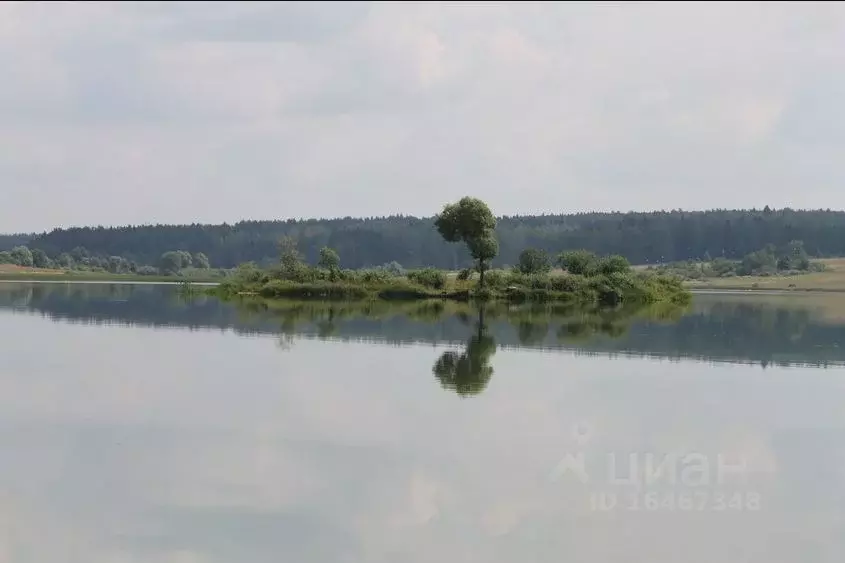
left=1, top=1, right=845, bottom=233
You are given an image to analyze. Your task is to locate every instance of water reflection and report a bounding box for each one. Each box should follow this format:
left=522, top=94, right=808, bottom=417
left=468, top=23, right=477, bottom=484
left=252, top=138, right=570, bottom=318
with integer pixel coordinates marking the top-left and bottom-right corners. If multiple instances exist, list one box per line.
left=3, top=282, right=845, bottom=367
left=432, top=306, right=496, bottom=396
left=2, top=283, right=845, bottom=562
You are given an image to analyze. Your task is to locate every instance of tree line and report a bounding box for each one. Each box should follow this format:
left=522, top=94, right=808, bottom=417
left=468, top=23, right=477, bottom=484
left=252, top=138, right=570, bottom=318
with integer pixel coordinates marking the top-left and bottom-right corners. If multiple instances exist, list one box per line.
left=0, top=234, right=34, bottom=251
left=0, top=243, right=213, bottom=276
left=11, top=206, right=845, bottom=270
left=653, top=240, right=824, bottom=280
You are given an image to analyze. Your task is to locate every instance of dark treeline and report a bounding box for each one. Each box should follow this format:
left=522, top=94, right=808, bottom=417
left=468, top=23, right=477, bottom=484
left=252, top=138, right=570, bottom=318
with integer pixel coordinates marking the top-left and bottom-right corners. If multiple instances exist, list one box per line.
left=0, top=233, right=34, bottom=251
left=22, top=207, right=845, bottom=269
left=2, top=284, right=844, bottom=367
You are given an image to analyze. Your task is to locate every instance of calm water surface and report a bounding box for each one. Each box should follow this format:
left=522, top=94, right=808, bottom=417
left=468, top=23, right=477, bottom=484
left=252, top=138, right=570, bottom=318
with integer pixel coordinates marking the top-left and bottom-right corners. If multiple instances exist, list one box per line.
left=0, top=283, right=843, bottom=562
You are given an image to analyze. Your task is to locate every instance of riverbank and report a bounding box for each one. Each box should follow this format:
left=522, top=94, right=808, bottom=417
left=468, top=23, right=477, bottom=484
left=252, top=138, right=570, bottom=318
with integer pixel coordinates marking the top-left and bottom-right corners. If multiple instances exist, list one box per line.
left=0, top=266, right=222, bottom=284
left=684, top=258, right=845, bottom=293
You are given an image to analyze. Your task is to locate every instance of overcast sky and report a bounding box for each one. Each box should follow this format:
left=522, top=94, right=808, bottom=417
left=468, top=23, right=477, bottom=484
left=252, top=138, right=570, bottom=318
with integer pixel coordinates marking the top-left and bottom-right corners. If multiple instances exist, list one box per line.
left=2, top=1, right=845, bottom=233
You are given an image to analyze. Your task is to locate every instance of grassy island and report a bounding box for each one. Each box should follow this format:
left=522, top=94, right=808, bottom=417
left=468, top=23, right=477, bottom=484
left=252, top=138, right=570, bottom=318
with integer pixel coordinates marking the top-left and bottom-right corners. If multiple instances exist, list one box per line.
left=210, top=197, right=691, bottom=307
left=211, top=260, right=690, bottom=306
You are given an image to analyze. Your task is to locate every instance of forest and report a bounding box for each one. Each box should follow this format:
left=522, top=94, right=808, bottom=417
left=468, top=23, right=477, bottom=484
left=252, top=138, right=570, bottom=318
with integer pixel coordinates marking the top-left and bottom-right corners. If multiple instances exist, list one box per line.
left=0, top=234, right=34, bottom=251
left=7, top=207, right=845, bottom=270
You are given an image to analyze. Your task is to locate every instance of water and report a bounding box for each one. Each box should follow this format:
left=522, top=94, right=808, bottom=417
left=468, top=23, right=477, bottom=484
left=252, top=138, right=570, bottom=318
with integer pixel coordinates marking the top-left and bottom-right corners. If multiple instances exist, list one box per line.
left=0, top=283, right=843, bottom=562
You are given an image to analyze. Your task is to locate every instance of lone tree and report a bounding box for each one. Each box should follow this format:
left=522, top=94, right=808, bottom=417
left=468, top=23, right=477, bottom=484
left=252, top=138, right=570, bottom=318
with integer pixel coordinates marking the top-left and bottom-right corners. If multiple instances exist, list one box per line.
left=318, top=246, right=340, bottom=271
left=318, top=246, right=341, bottom=281
left=434, top=197, right=498, bottom=288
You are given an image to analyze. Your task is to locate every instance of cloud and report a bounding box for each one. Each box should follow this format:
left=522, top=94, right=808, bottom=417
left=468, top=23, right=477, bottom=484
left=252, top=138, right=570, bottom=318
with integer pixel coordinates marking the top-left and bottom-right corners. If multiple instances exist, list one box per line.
left=1, top=1, right=845, bottom=232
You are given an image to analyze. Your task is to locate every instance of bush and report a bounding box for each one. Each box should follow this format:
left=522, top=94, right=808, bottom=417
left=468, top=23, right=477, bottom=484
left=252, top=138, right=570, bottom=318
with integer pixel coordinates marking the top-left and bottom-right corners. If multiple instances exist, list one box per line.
left=527, top=274, right=552, bottom=290
left=483, top=269, right=506, bottom=288
left=457, top=268, right=473, bottom=281
left=549, top=274, right=590, bottom=294
left=558, top=250, right=598, bottom=275
left=407, top=268, right=446, bottom=289
left=809, top=262, right=827, bottom=272
left=360, top=268, right=392, bottom=285
left=596, top=255, right=631, bottom=275
left=504, top=270, right=528, bottom=287
left=136, top=266, right=159, bottom=276
left=517, top=248, right=551, bottom=275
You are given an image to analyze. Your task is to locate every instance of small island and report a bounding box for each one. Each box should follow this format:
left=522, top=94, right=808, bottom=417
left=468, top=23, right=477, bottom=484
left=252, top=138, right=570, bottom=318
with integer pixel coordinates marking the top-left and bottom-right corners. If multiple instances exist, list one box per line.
left=211, top=197, right=691, bottom=307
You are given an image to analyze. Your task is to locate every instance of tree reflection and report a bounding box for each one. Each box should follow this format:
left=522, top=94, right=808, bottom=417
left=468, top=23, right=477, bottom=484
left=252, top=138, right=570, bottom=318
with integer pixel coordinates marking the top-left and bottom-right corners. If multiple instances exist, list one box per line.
left=433, top=305, right=496, bottom=397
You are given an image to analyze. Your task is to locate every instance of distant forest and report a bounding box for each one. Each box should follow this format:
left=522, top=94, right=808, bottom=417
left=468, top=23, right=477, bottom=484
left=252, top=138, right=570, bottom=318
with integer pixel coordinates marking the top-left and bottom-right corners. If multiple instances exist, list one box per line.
left=0, top=234, right=34, bottom=251
left=10, top=207, right=845, bottom=269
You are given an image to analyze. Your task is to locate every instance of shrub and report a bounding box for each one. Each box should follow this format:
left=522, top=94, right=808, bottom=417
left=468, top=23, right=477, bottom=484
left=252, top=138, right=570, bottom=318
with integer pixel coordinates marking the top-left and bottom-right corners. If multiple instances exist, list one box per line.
left=596, top=255, right=631, bottom=275
left=504, top=270, right=528, bottom=287
left=549, top=274, right=585, bottom=293
left=136, top=266, right=159, bottom=276
left=483, top=269, right=506, bottom=288
left=517, top=248, right=551, bottom=275
left=360, top=268, right=392, bottom=285
left=407, top=268, right=446, bottom=289
left=527, top=274, right=551, bottom=290
left=457, top=268, right=473, bottom=281
left=558, top=250, right=598, bottom=275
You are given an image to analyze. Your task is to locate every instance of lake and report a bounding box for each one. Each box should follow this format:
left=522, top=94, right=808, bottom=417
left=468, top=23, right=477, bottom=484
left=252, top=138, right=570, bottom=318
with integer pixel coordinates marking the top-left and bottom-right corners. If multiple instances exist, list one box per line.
left=0, top=282, right=843, bottom=562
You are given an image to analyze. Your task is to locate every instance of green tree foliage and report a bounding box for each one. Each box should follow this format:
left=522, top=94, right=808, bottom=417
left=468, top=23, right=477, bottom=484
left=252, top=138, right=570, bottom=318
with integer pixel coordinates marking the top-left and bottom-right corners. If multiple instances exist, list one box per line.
left=193, top=252, right=211, bottom=269
left=467, top=233, right=499, bottom=287
left=21, top=208, right=845, bottom=270
left=31, top=248, right=52, bottom=268
left=658, top=240, right=819, bottom=279
left=407, top=268, right=447, bottom=290
left=777, top=240, right=810, bottom=271
left=435, top=197, right=498, bottom=287
left=318, top=247, right=340, bottom=271
left=107, top=256, right=133, bottom=274
left=56, top=253, right=75, bottom=269
left=558, top=250, right=598, bottom=275
left=0, top=234, right=33, bottom=251
left=0, top=251, right=12, bottom=264
left=160, top=251, right=188, bottom=275
left=517, top=248, right=551, bottom=275
left=596, top=255, right=631, bottom=275
left=10, top=246, right=34, bottom=267
left=277, top=236, right=306, bottom=280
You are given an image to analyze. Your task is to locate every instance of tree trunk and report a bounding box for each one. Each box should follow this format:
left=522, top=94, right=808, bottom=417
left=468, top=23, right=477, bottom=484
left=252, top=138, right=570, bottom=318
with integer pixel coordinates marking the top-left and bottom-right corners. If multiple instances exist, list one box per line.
left=478, top=260, right=486, bottom=288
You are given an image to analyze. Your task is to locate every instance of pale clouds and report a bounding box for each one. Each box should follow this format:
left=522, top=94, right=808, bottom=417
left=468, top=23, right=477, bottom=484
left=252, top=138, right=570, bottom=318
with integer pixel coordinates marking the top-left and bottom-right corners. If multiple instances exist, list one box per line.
left=1, top=1, right=845, bottom=232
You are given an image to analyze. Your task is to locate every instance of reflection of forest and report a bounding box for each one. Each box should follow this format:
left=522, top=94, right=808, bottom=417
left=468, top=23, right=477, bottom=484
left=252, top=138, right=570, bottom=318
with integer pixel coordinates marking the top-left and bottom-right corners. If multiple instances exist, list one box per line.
left=2, top=283, right=845, bottom=367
